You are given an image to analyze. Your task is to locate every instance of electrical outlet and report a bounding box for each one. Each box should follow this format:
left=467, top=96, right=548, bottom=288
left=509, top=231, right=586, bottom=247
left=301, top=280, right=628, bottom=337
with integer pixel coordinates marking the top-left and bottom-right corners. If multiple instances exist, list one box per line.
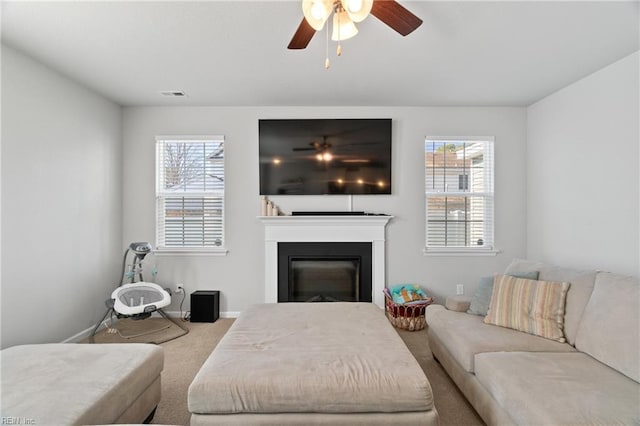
left=176, top=283, right=184, bottom=294
left=456, top=284, right=464, bottom=295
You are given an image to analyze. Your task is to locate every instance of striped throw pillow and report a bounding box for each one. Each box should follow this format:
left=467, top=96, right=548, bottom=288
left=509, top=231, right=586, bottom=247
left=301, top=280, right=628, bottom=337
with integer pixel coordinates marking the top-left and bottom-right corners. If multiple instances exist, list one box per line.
left=484, top=275, right=570, bottom=342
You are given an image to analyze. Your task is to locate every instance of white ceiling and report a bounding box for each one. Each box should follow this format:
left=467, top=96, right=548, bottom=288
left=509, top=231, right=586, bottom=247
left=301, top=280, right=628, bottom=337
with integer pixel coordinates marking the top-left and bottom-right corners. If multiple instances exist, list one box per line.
left=2, top=1, right=638, bottom=107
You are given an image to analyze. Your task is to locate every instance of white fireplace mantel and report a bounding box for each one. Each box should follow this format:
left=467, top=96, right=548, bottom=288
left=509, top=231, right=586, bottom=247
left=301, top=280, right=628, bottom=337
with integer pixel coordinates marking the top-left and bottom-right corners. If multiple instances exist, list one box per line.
left=259, top=215, right=392, bottom=307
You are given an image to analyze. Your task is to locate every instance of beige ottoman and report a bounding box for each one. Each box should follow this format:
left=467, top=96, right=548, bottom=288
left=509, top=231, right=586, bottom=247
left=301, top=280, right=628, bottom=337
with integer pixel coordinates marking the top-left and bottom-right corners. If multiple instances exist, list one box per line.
left=189, top=303, right=439, bottom=425
left=1, top=343, right=163, bottom=425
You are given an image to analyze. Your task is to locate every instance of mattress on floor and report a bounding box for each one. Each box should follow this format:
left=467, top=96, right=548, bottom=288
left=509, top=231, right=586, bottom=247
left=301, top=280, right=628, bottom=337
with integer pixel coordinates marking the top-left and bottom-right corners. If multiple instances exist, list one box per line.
left=188, top=302, right=435, bottom=415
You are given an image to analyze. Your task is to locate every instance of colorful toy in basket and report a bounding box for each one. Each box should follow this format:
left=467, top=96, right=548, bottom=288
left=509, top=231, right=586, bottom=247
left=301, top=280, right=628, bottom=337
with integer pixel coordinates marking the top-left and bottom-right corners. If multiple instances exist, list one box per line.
left=383, top=285, right=434, bottom=331
left=389, top=284, right=430, bottom=305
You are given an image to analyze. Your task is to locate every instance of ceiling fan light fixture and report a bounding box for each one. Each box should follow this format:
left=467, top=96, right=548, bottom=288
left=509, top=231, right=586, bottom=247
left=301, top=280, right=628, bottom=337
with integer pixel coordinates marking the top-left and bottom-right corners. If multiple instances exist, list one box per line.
left=302, top=0, right=333, bottom=31
left=331, top=10, right=358, bottom=41
left=288, top=0, right=423, bottom=52
left=340, top=0, right=373, bottom=23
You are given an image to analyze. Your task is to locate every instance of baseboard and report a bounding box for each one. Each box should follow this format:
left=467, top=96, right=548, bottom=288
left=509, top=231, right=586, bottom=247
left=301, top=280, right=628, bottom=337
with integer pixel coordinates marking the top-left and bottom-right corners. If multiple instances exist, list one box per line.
left=62, top=319, right=115, bottom=343
left=63, top=310, right=239, bottom=343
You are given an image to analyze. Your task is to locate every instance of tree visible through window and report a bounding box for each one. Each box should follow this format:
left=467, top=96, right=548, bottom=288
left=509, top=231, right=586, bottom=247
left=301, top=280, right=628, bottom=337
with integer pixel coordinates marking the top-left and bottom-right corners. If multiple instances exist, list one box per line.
left=156, top=136, right=225, bottom=250
left=425, top=138, right=494, bottom=251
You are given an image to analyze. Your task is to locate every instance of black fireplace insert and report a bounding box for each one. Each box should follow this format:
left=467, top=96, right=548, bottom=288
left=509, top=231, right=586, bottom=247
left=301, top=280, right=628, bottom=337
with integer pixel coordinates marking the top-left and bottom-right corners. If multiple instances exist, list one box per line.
left=277, top=242, right=372, bottom=302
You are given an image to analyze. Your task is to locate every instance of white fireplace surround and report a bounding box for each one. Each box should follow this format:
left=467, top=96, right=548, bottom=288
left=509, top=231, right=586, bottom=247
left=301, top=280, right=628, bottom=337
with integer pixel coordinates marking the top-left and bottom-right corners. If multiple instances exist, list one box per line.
left=259, top=215, right=393, bottom=308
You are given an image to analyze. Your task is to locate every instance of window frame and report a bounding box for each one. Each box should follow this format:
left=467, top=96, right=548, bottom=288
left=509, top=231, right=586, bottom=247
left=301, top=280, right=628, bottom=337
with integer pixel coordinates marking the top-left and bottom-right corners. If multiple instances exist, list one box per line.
left=423, top=136, right=499, bottom=257
left=155, top=135, right=228, bottom=256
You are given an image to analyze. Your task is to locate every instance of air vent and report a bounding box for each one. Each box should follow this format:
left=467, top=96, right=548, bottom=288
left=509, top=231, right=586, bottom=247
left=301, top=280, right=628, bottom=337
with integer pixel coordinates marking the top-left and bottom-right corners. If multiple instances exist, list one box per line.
left=160, top=91, right=186, bottom=97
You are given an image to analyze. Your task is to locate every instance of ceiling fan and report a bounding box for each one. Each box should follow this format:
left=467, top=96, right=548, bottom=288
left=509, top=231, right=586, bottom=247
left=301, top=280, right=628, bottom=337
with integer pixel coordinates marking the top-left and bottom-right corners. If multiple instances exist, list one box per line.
left=288, top=0, right=423, bottom=50
left=293, top=139, right=332, bottom=152
left=293, top=136, right=334, bottom=161
left=292, top=133, right=384, bottom=165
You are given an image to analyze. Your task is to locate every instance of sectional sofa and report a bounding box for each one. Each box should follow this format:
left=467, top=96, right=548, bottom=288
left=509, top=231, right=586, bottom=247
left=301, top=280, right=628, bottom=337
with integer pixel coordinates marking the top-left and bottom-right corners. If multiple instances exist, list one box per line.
left=425, top=258, right=639, bottom=425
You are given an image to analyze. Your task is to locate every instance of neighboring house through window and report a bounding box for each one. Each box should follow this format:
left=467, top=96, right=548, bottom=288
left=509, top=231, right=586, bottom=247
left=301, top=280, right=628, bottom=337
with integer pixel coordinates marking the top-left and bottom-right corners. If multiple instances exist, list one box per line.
left=424, top=137, right=496, bottom=255
left=155, top=136, right=226, bottom=253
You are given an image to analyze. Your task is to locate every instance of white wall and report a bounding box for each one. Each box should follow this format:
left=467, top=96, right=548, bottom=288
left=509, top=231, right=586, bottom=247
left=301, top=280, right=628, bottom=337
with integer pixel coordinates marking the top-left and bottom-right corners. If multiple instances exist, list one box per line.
left=527, top=51, right=639, bottom=277
left=123, top=106, right=527, bottom=313
left=1, top=45, right=123, bottom=348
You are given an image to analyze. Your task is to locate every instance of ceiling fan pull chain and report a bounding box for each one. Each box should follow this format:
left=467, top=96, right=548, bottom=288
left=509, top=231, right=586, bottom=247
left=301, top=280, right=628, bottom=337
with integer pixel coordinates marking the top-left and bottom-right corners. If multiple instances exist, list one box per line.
left=325, top=24, right=331, bottom=69
left=336, top=5, right=342, bottom=56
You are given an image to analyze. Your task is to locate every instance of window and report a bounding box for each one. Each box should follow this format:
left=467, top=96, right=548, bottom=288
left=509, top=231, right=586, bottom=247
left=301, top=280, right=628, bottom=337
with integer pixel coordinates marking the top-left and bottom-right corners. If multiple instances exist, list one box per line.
left=424, top=137, right=495, bottom=255
left=155, top=136, right=225, bottom=253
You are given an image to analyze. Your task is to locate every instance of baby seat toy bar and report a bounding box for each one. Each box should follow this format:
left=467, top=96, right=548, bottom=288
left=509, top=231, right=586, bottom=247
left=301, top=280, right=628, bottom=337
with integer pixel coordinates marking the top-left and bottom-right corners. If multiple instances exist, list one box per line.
left=90, top=242, right=188, bottom=343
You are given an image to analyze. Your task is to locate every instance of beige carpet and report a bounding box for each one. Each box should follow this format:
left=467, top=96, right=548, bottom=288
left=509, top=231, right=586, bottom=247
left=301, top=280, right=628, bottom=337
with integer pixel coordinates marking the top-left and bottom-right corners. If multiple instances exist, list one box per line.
left=145, top=318, right=484, bottom=426
left=395, top=326, right=485, bottom=426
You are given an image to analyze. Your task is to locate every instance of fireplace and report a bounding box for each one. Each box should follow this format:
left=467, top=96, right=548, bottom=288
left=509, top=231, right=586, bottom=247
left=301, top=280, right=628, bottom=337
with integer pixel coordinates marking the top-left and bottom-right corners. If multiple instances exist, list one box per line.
left=259, top=215, right=392, bottom=307
left=278, top=242, right=372, bottom=302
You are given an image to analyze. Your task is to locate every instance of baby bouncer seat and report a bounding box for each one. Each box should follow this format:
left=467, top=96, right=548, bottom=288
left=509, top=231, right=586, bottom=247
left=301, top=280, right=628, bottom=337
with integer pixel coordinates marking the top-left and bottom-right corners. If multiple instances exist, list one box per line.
left=112, top=281, right=170, bottom=317
left=90, top=242, right=188, bottom=343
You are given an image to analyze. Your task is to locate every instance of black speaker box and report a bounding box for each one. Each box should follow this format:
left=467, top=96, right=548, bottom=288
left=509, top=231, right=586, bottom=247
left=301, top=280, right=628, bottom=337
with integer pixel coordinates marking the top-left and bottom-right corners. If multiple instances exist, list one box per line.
left=190, top=290, right=219, bottom=323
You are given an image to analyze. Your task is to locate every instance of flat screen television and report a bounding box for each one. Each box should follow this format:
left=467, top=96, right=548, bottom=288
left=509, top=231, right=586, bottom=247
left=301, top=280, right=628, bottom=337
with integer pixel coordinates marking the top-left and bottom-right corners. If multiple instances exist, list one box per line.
left=259, top=119, right=392, bottom=195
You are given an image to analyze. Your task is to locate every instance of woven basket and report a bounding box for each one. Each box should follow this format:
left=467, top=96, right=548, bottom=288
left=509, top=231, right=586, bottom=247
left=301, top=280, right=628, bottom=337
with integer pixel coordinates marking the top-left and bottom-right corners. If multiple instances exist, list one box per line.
left=384, top=290, right=434, bottom=331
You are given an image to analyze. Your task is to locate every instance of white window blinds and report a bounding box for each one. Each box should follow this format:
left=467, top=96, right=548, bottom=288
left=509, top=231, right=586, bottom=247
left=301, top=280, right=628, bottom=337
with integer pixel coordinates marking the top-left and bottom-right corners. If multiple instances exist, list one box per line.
left=156, top=136, right=225, bottom=249
left=425, top=138, right=494, bottom=251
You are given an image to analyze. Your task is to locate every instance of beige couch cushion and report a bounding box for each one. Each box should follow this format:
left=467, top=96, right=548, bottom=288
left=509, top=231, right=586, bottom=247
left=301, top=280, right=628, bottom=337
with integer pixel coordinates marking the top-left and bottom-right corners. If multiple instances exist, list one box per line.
left=189, top=303, right=434, bottom=415
left=504, top=258, right=597, bottom=345
left=425, top=305, right=574, bottom=373
left=0, top=343, right=163, bottom=425
left=475, top=351, right=640, bottom=425
left=484, top=275, right=570, bottom=342
left=575, top=272, right=640, bottom=382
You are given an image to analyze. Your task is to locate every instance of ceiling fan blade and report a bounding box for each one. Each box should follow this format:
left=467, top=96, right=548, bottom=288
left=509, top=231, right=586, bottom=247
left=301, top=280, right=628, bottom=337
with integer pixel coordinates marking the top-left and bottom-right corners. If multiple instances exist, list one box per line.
left=288, top=18, right=316, bottom=49
left=371, top=0, right=423, bottom=36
